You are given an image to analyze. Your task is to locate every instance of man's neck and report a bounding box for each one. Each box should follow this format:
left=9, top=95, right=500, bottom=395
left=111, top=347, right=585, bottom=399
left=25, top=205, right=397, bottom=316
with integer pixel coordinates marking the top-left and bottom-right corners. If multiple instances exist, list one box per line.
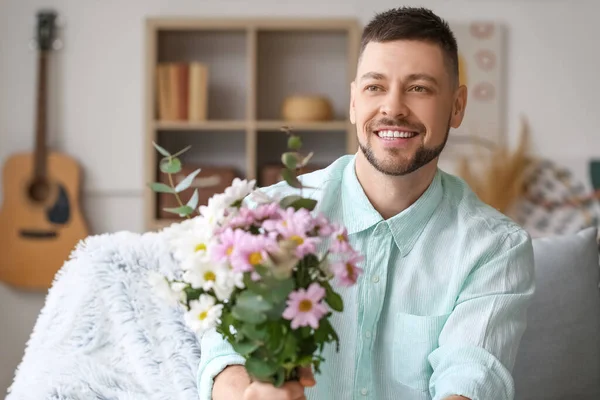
left=354, top=152, right=438, bottom=220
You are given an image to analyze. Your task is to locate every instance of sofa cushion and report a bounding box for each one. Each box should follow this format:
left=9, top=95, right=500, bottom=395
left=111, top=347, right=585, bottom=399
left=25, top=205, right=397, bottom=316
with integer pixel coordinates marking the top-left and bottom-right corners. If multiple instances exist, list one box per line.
left=513, top=227, right=600, bottom=399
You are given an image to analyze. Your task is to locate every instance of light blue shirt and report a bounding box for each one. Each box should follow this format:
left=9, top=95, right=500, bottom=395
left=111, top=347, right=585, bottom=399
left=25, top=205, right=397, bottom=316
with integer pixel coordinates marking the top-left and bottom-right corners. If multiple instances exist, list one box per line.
left=197, top=154, right=535, bottom=400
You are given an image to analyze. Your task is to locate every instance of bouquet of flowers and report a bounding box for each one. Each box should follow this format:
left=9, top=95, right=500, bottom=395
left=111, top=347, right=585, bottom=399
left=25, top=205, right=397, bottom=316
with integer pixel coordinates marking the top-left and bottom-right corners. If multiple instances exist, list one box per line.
left=148, top=128, right=363, bottom=386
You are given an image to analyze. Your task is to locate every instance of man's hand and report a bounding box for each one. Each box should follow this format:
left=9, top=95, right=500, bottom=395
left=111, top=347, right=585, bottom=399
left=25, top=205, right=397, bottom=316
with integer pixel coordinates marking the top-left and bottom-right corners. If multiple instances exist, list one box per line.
left=444, top=396, right=471, bottom=400
left=243, top=367, right=315, bottom=400
left=213, top=365, right=315, bottom=400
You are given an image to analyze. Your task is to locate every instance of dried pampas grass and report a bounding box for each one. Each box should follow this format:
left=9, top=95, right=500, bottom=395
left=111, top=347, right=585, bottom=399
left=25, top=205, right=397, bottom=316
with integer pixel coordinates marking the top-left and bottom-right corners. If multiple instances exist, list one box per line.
left=456, top=117, right=536, bottom=215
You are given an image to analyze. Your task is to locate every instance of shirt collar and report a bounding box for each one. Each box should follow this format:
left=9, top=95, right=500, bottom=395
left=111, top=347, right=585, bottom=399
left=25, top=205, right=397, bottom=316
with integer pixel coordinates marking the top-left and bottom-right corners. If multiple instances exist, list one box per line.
left=341, top=156, right=444, bottom=257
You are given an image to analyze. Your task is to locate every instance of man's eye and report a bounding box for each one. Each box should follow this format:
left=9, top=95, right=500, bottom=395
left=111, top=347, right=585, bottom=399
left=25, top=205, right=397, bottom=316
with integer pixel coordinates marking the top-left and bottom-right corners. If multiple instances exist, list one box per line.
left=410, top=86, right=428, bottom=93
left=365, top=85, right=380, bottom=92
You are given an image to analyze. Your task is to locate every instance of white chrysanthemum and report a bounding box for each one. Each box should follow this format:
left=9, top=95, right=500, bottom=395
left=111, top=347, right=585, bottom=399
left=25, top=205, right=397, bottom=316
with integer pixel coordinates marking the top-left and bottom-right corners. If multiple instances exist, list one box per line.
left=148, top=271, right=187, bottom=305
left=199, top=193, right=230, bottom=227
left=168, top=217, right=215, bottom=264
left=182, top=257, right=236, bottom=301
left=223, top=178, right=256, bottom=205
left=184, top=294, right=224, bottom=334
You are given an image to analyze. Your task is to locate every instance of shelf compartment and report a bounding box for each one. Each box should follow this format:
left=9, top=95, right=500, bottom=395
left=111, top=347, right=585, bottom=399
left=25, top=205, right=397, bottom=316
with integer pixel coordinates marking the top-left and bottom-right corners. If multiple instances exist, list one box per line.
left=256, top=129, right=347, bottom=187
left=153, top=130, right=247, bottom=218
left=256, top=120, right=348, bottom=131
left=157, top=29, right=248, bottom=121
left=256, top=30, right=349, bottom=121
left=155, top=120, right=248, bottom=131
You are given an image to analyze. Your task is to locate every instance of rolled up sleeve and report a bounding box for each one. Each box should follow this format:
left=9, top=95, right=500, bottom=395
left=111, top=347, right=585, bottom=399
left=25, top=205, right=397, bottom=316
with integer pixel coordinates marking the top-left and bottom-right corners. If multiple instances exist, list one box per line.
left=428, top=228, right=535, bottom=400
left=197, top=328, right=245, bottom=400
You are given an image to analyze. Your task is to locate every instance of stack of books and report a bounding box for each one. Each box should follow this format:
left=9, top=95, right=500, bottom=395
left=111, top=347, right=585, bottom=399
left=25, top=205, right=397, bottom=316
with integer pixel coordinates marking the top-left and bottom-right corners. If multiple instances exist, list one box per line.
left=156, top=62, right=208, bottom=121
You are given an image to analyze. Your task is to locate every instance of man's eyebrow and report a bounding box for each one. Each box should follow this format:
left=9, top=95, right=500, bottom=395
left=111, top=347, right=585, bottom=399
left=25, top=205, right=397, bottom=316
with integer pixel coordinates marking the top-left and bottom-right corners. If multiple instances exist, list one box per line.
left=359, top=72, right=440, bottom=87
left=406, top=73, right=439, bottom=86
left=359, top=71, right=386, bottom=82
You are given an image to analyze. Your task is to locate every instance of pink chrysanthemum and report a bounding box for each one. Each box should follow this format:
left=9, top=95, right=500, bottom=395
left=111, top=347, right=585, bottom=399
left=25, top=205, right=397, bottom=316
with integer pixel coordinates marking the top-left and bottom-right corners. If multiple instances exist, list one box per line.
left=331, top=251, right=364, bottom=287
left=329, top=225, right=352, bottom=254
left=282, top=283, right=328, bottom=329
left=230, top=233, right=278, bottom=273
left=312, top=212, right=335, bottom=237
left=212, top=228, right=247, bottom=263
left=263, top=207, right=320, bottom=258
left=227, top=203, right=282, bottom=230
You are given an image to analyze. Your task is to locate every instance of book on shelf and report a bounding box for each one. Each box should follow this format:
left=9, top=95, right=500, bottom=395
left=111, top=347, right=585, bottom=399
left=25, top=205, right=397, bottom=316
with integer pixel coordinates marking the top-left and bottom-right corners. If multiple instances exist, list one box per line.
left=156, top=62, right=208, bottom=122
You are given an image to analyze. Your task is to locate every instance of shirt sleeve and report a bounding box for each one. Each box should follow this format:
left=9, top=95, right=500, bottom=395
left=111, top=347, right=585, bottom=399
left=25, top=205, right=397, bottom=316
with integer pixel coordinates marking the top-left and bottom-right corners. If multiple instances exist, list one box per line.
left=196, top=327, right=246, bottom=400
left=428, top=227, right=535, bottom=400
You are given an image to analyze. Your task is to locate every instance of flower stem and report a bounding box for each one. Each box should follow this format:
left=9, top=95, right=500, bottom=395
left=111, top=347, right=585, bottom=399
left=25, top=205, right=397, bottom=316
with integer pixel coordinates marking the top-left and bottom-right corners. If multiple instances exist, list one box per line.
left=167, top=170, right=192, bottom=219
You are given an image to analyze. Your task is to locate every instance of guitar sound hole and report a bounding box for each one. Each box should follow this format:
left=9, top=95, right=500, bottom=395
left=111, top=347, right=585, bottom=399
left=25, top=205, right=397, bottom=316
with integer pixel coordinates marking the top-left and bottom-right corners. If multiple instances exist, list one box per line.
left=28, top=179, right=51, bottom=203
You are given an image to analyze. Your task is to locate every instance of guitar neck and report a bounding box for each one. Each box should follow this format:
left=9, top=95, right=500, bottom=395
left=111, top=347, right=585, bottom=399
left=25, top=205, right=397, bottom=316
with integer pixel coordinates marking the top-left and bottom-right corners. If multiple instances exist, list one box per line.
left=34, top=51, right=48, bottom=180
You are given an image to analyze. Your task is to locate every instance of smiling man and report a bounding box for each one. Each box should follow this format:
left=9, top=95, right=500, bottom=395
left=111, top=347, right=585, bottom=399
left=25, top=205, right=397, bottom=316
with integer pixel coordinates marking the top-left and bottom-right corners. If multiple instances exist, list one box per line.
left=198, top=7, right=535, bottom=400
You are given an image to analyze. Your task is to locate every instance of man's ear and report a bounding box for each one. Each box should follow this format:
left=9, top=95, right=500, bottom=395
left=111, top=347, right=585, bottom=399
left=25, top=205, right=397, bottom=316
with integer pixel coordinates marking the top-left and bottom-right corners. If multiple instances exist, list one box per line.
left=450, top=84, right=468, bottom=129
left=349, top=80, right=356, bottom=124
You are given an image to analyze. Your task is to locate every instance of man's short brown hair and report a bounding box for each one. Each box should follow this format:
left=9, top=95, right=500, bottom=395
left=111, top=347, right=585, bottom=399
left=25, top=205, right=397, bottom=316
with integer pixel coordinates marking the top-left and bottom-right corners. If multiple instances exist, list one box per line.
left=359, top=7, right=459, bottom=87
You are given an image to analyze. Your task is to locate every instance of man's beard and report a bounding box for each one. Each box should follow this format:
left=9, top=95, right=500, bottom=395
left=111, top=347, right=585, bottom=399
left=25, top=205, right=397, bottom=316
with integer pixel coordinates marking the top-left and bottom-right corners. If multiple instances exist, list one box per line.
left=358, top=117, right=451, bottom=177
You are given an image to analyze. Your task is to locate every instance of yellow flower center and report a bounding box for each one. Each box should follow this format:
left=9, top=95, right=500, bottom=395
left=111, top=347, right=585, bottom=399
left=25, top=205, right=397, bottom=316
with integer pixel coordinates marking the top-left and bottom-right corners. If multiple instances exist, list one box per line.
left=299, top=299, right=313, bottom=312
left=291, top=235, right=304, bottom=245
left=198, top=311, right=208, bottom=321
left=204, top=271, right=216, bottom=282
left=195, top=243, right=207, bottom=252
left=249, top=252, right=263, bottom=266
left=226, top=246, right=233, bottom=256
left=337, top=234, right=346, bottom=242
left=346, top=263, right=355, bottom=279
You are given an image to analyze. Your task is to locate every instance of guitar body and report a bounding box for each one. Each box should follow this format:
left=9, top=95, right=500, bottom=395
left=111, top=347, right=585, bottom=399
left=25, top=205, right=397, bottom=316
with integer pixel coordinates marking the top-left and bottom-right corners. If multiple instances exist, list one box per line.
left=0, top=151, right=88, bottom=289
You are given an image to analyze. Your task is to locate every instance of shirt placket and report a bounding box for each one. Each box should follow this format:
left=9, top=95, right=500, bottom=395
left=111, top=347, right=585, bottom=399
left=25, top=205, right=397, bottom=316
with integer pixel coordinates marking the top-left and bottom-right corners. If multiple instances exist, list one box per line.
left=354, top=222, right=391, bottom=399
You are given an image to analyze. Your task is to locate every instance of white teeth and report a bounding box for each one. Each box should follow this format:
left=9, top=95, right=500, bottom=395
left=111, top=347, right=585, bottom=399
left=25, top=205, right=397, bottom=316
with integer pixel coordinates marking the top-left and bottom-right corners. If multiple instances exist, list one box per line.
left=376, top=130, right=416, bottom=139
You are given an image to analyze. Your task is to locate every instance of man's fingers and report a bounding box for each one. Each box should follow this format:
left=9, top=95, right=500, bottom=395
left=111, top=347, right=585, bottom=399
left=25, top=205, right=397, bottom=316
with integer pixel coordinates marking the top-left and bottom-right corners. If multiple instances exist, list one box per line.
left=282, top=381, right=306, bottom=399
left=297, top=366, right=316, bottom=387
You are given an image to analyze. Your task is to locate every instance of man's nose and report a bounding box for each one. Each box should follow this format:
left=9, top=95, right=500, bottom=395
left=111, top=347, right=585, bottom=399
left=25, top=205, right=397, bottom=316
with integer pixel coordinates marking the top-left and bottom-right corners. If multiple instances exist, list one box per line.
left=379, top=91, right=410, bottom=119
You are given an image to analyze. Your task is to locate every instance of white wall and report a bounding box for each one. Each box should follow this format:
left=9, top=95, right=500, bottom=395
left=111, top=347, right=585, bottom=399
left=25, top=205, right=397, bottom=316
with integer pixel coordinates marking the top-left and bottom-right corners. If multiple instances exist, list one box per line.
left=1, top=0, right=599, bottom=393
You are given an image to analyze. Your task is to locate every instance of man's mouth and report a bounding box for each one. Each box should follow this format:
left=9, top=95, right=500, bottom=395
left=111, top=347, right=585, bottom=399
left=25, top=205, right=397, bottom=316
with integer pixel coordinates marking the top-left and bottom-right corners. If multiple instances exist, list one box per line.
left=375, top=129, right=419, bottom=140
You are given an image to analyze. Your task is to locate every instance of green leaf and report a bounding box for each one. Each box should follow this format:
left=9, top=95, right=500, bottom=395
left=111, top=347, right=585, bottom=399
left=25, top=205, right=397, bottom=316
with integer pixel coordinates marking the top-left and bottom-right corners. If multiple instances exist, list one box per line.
left=281, top=152, right=299, bottom=170
left=291, top=198, right=317, bottom=211
left=186, top=189, right=199, bottom=210
left=323, top=281, right=344, bottom=312
left=148, top=182, right=175, bottom=193
left=171, top=145, right=192, bottom=158
left=160, top=157, right=182, bottom=174
left=281, top=168, right=303, bottom=189
left=297, top=354, right=313, bottom=367
left=299, top=151, right=314, bottom=168
left=274, top=368, right=286, bottom=388
left=240, top=323, right=266, bottom=341
left=245, top=357, right=279, bottom=382
left=163, top=205, right=194, bottom=216
left=153, top=141, right=171, bottom=157
left=175, top=168, right=201, bottom=193
left=231, top=339, right=260, bottom=356
left=267, top=278, right=295, bottom=305
left=287, top=135, right=302, bottom=150
left=236, top=291, right=273, bottom=313
left=279, top=195, right=303, bottom=209
left=231, top=304, right=267, bottom=324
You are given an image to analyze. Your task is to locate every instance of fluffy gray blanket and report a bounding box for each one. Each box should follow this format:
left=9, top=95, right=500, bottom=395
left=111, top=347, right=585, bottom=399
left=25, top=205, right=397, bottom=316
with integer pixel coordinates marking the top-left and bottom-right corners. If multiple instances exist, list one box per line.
left=6, top=230, right=201, bottom=400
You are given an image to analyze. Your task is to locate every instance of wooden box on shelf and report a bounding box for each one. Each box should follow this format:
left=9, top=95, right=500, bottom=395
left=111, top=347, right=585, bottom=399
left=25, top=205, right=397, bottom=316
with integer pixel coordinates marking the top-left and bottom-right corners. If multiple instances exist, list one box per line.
left=144, top=17, right=360, bottom=230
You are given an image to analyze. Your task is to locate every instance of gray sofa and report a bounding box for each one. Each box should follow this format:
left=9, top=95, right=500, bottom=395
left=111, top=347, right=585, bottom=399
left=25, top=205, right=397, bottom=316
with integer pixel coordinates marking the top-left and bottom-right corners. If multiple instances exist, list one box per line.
left=513, top=226, right=600, bottom=399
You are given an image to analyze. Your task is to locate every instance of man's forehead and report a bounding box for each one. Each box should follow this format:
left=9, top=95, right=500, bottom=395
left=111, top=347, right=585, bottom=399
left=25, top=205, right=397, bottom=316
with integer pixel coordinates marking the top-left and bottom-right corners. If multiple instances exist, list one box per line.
left=358, top=40, right=446, bottom=75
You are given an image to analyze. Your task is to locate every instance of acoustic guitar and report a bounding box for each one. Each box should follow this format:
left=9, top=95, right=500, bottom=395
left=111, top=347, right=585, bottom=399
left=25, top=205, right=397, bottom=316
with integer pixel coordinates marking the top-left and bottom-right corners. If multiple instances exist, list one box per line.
left=0, top=10, right=89, bottom=290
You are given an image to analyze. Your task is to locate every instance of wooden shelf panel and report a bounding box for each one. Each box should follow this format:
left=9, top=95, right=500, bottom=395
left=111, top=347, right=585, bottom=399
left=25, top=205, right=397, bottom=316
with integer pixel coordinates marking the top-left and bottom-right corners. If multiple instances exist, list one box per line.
left=256, top=120, right=348, bottom=131
left=155, top=120, right=248, bottom=131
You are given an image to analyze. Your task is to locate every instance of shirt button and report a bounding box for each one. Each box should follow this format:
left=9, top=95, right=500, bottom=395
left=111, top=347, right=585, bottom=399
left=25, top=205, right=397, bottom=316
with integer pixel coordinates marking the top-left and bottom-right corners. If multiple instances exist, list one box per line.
left=365, top=331, right=372, bottom=339
left=372, top=275, right=380, bottom=283
left=361, top=388, right=368, bottom=396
